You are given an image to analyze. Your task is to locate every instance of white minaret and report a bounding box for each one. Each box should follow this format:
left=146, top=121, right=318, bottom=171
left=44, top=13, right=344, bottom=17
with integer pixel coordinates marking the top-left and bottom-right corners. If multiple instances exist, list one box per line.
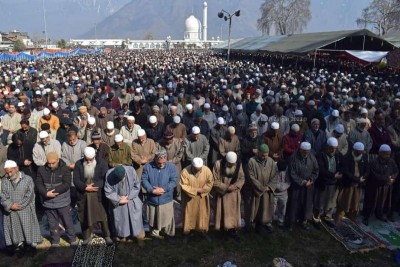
left=203, top=1, right=208, bottom=41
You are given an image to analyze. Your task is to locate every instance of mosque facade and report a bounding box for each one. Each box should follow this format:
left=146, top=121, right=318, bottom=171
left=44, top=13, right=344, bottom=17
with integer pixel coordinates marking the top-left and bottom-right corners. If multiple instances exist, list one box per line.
left=70, top=2, right=222, bottom=50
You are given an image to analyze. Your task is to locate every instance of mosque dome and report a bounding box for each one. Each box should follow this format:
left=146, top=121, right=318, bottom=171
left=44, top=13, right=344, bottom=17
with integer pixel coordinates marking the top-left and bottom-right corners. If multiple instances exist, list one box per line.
left=185, top=15, right=202, bottom=33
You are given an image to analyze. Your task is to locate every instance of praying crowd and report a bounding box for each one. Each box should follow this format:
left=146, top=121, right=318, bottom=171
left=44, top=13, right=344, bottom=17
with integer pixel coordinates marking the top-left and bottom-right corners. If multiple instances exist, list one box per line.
left=0, top=50, right=399, bottom=254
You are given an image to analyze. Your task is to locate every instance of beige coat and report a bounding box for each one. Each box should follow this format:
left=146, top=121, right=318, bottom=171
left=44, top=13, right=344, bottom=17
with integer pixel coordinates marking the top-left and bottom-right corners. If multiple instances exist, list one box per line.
left=218, top=135, right=241, bottom=158
left=165, top=123, right=187, bottom=140
left=180, top=165, right=213, bottom=233
left=131, top=138, right=156, bottom=179
left=247, top=157, right=278, bottom=224
left=212, top=160, right=244, bottom=230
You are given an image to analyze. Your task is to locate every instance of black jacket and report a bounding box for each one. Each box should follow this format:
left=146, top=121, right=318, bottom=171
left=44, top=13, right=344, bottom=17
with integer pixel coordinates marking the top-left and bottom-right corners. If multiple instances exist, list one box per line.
left=341, top=153, right=370, bottom=187
left=316, top=152, right=343, bottom=188
left=7, top=140, right=36, bottom=177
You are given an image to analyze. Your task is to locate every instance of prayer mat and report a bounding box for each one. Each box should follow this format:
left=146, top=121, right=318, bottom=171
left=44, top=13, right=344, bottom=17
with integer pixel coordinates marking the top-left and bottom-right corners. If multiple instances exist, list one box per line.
left=321, top=218, right=384, bottom=253
left=72, top=237, right=115, bottom=267
left=358, top=218, right=400, bottom=250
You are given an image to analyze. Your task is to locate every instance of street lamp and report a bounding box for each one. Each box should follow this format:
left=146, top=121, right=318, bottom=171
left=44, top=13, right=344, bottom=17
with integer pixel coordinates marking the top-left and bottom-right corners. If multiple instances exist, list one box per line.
left=218, top=9, right=240, bottom=64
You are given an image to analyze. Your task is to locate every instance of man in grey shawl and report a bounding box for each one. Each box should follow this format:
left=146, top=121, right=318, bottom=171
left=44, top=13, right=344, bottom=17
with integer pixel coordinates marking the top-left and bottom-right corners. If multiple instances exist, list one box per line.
left=104, top=165, right=145, bottom=246
left=0, top=160, right=42, bottom=254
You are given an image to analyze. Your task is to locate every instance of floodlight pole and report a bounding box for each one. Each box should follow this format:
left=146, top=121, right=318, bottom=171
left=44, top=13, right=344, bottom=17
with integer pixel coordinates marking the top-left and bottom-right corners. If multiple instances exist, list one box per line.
left=218, top=9, right=240, bottom=72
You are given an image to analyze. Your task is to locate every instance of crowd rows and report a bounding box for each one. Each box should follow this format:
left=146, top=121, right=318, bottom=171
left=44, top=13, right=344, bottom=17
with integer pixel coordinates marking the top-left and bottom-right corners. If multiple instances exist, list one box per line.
left=0, top=50, right=399, bottom=254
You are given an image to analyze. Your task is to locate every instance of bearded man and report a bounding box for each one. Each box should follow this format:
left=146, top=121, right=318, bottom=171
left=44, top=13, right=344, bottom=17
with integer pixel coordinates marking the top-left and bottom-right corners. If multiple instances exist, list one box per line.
left=0, top=160, right=41, bottom=254
left=246, top=144, right=278, bottom=234
left=119, top=116, right=142, bottom=147
left=36, top=152, right=77, bottom=247
left=213, top=152, right=244, bottom=241
left=74, top=147, right=112, bottom=245
left=363, top=144, right=399, bottom=225
left=141, top=148, right=178, bottom=244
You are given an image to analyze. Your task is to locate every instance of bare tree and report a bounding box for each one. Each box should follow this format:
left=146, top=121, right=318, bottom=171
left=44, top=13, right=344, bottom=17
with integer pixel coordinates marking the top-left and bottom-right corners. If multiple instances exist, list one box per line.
left=356, top=0, right=400, bottom=36
left=257, top=0, right=311, bottom=35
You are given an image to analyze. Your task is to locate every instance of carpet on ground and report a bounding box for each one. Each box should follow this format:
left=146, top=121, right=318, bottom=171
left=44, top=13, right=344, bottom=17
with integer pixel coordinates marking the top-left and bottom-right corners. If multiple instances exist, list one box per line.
left=358, top=218, right=400, bottom=250
left=321, top=218, right=384, bottom=253
left=72, top=237, right=115, bottom=267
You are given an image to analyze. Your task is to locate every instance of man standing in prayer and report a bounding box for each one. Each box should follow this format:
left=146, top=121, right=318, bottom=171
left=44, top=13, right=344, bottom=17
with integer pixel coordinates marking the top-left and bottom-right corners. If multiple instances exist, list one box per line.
left=335, top=142, right=369, bottom=224
left=180, top=157, right=213, bottom=243
left=363, top=144, right=399, bottom=225
left=141, top=148, right=178, bottom=245
left=246, top=144, right=278, bottom=234
left=213, top=152, right=244, bottom=241
left=73, top=147, right=113, bottom=245
left=35, top=152, right=78, bottom=247
left=0, top=160, right=42, bottom=254
left=109, top=134, right=132, bottom=167
left=287, top=142, right=319, bottom=231
left=104, top=165, right=145, bottom=246
left=131, top=129, right=157, bottom=179
left=33, top=130, right=62, bottom=167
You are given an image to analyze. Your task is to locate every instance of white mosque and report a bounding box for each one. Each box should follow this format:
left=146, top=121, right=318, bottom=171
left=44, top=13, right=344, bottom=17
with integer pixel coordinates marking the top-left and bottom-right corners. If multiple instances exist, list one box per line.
left=70, top=2, right=222, bottom=49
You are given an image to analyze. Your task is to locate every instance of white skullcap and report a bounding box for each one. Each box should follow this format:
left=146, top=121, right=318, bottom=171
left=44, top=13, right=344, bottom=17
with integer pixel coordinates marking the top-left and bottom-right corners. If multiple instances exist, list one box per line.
left=45, top=88, right=51, bottom=93
left=14, top=88, right=20, bottom=94
left=17, top=102, right=24, bottom=107
left=114, top=134, right=123, bottom=142
left=298, top=95, right=305, bottom=101
left=335, top=124, right=344, bottom=134
left=43, top=108, right=50, bottom=115
left=217, top=117, right=225, bottom=125
left=53, top=91, right=58, bottom=95
left=51, top=102, right=59, bottom=108
left=127, top=116, right=135, bottom=121
left=360, top=108, right=368, bottom=114
left=192, top=126, right=201, bottom=134
left=148, top=89, right=154, bottom=94
left=35, top=90, right=41, bottom=95
left=173, top=116, right=181, bottom=124
left=204, top=103, right=211, bottom=109
left=300, top=142, right=312, bottom=150
left=368, top=99, right=375, bottom=105
left=228, top=126, right=235, bottom=134
left=222, top=105, right=229, bottom=112
left=39, top=84, right=44, bottom=89
left=357, top=118, right=367, bottom=124
left=186, top=103, right=193, bottom=110
left=353, top=142, right=364, bottom=151
left=236, top=104, right=243, bottom=110
left=256, top=89, right=262, bottom=94
left=294, top=110, right=303, bottom=116
left=135, top=88, right=141, bottom=93
left=360, top=96, right=367, bottom=101
left=331, top=110, right=339, bottom=117
left=192, top=157, right=204, bottom=168
left=170, top=105, right=177, bottom=111
left=271, top=122, right=280, bottom=130
left=308, top=100, right=315, bottom=106
left=39, top=131, right=49, bottom=139
left=84, top=147, right=96, bottom=158
left=226, top=152, right=238, bottom=164
left=327, top=137, right=338, bottom=147
left=256, top=104, right=262, bottom=111
left=291, top=123, right=300, bottom=132
left=137, top=129, right=146, bottom=137
left=379, top=144, right=391, bottom=152
left=149, top=115, right=157, bottom=123
left=4, top=160, right=17, bottom=169
left=87, top=117, right=95, bottom=125
left=106, top=121, right=114, bottom=130
left=164, top=96, right=169, bottom=101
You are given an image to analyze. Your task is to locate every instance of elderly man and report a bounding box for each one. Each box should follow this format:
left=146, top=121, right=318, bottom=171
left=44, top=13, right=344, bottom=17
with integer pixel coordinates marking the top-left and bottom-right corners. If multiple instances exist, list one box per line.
left=246, top=144, right=278, bottom=234
left=1, top=103, right=22, bottom=140
left=180, top=157, right=213, bottom=243
left=314, top=137, right=343, bottom=223
left=39, top=108, right=60, bottom=132
left=33, top=130, right=62, bottom=167
left=89, top=131, right=109, bottom=161
left=165, top=116, right=187, bottom=140
left=348, top=118, right=373, bottom=153
left=119, top=116, right=142, bottom=147
left=101, top=121, right=120, bottom=147
left=363, top=144, right=399, bottom=225
left=0, top=160, right=42, bottom=254
left=141, top=148, right=178, bottom=244
left=109, top=134, right=132, bottom=167
left=36, top=152, right=78, bottom=247
left=131, top=129, right=157, bottom=179
left=304, top=118, right=327, bottom=155
left=73, top=147, right=112, bottom=245
left=61, top=130, right=87, bottom=172
left=184, top=126, right=210, bottom=167
left=219, top=126, right=240, bottom=159
left=145, top=115, right=165, bottom=142
left=324, top=110, right=340, bottom=134
left=79, top=117, right=100, bottom=144
left=213, top=152, right=244, bottom=240
left=327, top=124, right=348, bottom=156
left=287, top=142, right=319, bottom=231
left=335, top=142, right=369, bottom=224
left=104, top=166, right=145, bottom=246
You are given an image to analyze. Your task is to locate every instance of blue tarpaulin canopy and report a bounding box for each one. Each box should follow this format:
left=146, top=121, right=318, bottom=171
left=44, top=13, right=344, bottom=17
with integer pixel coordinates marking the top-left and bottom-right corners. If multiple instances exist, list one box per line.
left=0, top=48, right=104, bottom=62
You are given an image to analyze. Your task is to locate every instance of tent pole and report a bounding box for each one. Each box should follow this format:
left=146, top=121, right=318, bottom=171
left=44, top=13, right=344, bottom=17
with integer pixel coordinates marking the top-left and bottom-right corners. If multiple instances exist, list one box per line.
left=313, top=49, right=317, bottom=69
left=362, top=35, right=365, bottom=51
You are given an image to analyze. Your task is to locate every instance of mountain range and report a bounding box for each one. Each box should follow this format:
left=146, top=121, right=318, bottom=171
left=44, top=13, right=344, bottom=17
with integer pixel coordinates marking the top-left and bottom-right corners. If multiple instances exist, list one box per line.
left=0, top=0, right=373, bottom=41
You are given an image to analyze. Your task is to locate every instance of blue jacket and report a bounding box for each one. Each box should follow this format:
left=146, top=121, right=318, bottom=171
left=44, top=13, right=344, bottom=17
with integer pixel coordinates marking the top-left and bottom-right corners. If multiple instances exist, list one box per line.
left=141, top=161, right=178, bottom=206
